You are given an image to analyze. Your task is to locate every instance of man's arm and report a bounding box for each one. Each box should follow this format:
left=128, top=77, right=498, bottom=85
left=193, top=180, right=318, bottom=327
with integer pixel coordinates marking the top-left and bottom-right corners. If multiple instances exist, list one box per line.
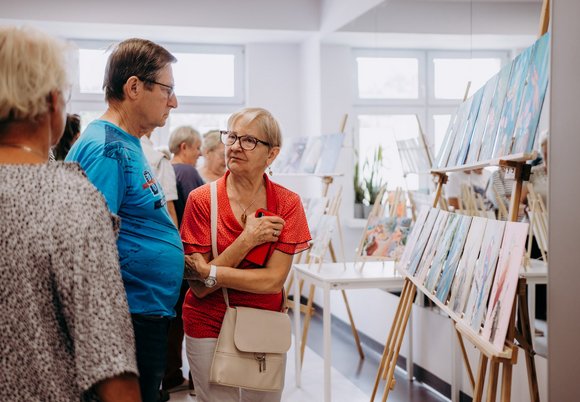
left=166, top=200, right=178, bottom=227
left=95, top=373, right=141, bottom=402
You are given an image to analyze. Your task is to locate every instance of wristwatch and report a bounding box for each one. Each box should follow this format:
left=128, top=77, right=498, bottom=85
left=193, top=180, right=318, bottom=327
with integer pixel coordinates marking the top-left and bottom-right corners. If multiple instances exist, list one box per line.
left=204, top=264, right=218, bottom=288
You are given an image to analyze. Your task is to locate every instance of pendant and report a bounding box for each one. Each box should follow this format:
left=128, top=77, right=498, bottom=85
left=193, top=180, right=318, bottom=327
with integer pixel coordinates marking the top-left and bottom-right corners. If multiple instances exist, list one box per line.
left=241, top=213, right=247, bottom=225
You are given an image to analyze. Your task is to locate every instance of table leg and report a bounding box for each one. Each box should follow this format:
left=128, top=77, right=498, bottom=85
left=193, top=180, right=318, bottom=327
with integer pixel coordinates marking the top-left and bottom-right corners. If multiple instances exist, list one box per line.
left=406, top=308, right=413, bottom=381
left=323, top=285, right=332, bottom=402
left=528, top=283, right=536, bottom=348
left=294, top=271, right=301, bottom=387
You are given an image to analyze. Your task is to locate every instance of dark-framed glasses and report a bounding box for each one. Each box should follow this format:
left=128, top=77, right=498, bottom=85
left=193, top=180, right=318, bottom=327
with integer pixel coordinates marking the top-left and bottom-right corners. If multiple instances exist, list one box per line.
left=220, top=130, right=270, bottom=151
left=140, top=78, right=175, bottom=97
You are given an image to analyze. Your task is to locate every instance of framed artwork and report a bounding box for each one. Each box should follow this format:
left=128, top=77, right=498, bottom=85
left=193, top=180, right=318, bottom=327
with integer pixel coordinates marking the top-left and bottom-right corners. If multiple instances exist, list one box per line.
left=360, top=216, right=413, bottom=260
left=273, top=136, right=308, bottom=173
left=448, top=217, right=488, bottom=315
left=478, top=64, right=513, bottom=162
left=492, top=46, right=533, bottom=159
left=308, top=214, right=336, bottom=258
left=299, top=135, right=325, bottom=174
left=511, top=33, right=550, bottom=155
left=481, top=221, right=528, bottom=350
left=406, top=208, right=441, bottom=276
left=302, top=197, right=328, bottom=241
left=454, top=88, right=484, bottom=167
left=465, top=75, right=499, bottom=164
left=424, top=213, right=462, bottom=293
left=435, top=215, right=473, bottom=303
left=446, top=97, right=474, bottom=168
left=414, top=211, right=450, bottom=283
left=434, top=111, right=459, bottom=169
left=398, top=208, right=430, bottom=272
left=315, top=133, right=346, bottom=175
left=463, top=219, right=506, bottom=332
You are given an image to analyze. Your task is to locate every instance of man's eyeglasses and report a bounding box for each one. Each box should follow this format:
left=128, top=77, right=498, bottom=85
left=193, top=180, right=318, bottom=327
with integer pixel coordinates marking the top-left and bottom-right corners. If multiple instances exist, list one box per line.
left=141, top=78, right=175, bottom=97
left=220, top=130, right=270, bottom=151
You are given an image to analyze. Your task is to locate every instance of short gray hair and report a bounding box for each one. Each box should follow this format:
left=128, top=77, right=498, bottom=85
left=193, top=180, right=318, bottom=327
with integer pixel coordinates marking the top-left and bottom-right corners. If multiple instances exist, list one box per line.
left=202, top=130, right=221, bottom=153
left=0, top=26, right=69, bottom=123
left=169, top=126, right=201, bottom=155
left=227, top=107, right=282, bottom=148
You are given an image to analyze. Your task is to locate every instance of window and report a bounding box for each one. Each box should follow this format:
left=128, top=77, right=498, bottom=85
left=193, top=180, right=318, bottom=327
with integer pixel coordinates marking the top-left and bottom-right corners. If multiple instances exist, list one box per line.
left=356, top=57, right=419, bottom=100
left=78, top=49, right=110, bottom=94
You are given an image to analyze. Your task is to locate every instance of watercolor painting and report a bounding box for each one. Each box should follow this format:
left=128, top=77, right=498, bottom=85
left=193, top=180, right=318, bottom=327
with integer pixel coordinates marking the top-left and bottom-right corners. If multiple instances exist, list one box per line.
left=303, top=197, right=328, bottom=240
left=315, top=133, right=346, bottom=174
left=397, top=208, right=430, bottom=272
left=423, top=213, right=461, bottom=292
left=446, top=97, right=474, bottom=168
left=455, top=88, right=484, bottom=166
left=449, top=217, right=488, bottom=315
left=435, top=215, right=473, bottom=303
left=274, top=136, right=308, bottom=173
left=463, top=220, right=506, bottom=332
left=308, top=214, right=336, bottom=258
left=361, top=216, right=413, bottom=260
left=465, top=75, right=499, bottom=164
left=407, top=209, right=441, bottom=276
left=511, top=33, right=550, bottom=155
left=492, top=46, right=533, bottom=158
left=482, top=221, right=528, bottom=350
left=434, top=109, right=460, bottom=169
left=478, top=64, right=513, bottom=161
left=299, top=135, right=325, bottom=174
left=414, top=211, right=450, bottom=283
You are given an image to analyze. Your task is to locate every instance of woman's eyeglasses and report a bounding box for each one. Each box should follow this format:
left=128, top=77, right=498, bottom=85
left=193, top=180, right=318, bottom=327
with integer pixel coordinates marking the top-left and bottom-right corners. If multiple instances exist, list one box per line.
left=220, top=130, right=270, bottom=151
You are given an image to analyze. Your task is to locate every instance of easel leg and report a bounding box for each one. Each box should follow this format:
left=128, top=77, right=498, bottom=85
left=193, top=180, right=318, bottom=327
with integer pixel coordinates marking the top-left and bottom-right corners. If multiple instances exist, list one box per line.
left=455, top=329, right=475, bottom=389
left=340, top=289, right=365, bottom=359
left=517, top=280, right=540, bottom=402
left=300, top=283, right=316, bottom=364
left=501, top=360, right=513, bottom=402
left=473, top=354, right=488, bottom=402
left=485, top=360, right=500, bottom=402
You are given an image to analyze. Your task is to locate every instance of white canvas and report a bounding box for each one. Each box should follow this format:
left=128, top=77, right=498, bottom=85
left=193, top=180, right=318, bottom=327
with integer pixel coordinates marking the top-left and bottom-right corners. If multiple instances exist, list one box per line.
left=397, top=208, right=430, bottom=272
left=308, top=214, right=336, bottom=258
left=406, top=208, right=440, bottom=276
left=414, top=211, right=450, bottom=283
left=481, top=221, right=528, bottom=351
left=424, top=213, right=462, bottom=293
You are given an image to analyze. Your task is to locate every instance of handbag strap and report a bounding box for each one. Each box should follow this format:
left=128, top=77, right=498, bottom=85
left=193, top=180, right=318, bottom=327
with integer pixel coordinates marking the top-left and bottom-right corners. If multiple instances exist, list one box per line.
left=210, top=180, right=230, bottom=308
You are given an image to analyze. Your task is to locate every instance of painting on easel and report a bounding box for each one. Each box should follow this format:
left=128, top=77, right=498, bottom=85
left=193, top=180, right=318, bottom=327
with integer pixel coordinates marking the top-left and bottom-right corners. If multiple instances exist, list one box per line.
left=360, top=215, right=413, bottom=260
left=308, top=214, right=336, bottom=259
left=482, top=221, right=528, bottom=350
left=463, top=220, right=506, bottom=332
left=414, top=211, right=450, bottom=283
left=397, top=207, right=430, bottom=273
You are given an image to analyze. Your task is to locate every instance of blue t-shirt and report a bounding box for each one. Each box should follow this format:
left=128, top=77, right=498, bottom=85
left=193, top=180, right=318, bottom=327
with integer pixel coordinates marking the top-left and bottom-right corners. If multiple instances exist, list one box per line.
left=66, top=120, right=184, bottom=317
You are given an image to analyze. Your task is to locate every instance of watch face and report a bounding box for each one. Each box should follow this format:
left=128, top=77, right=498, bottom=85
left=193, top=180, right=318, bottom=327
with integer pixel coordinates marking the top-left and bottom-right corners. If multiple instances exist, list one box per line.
left=205, top=277, right=217, bottom=288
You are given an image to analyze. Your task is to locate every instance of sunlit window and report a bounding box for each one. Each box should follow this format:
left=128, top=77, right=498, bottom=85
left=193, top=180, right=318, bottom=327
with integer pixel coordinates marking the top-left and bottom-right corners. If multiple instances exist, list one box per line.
left=433, top=58, right=501, bottom=100
left=358, top=114, right=420, bottom=191
left=356, top=57, right=419, bottom=99
left=78, top=49, right=110, bottom=94
left=172, top=53, right=235, bottom=98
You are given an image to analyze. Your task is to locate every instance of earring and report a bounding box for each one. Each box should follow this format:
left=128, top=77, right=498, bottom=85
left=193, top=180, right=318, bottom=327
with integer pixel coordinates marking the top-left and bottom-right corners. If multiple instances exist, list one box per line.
left=268, top=165, right=273, bottom=176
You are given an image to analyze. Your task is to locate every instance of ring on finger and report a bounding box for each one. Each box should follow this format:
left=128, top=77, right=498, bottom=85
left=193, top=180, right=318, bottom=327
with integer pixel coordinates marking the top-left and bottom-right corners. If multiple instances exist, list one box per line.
left=273, top=229, right=279, bottom=237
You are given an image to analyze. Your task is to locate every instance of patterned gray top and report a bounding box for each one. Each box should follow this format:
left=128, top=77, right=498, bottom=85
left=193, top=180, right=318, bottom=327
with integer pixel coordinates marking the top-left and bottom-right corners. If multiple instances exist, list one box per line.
left=0, top=162, right=138, bottom=401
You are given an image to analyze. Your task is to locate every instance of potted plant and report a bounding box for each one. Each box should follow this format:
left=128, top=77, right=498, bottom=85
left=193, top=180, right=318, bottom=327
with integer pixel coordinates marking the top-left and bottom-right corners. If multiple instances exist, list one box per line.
left=362, top=145, right=385, bottom=217
left=353, top=159, right=365, bottom=218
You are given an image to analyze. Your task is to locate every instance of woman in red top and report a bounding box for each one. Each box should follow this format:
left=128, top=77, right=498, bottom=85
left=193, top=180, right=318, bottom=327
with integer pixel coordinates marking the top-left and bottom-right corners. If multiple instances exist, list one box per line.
left=180, top=107, right=311, bottom=402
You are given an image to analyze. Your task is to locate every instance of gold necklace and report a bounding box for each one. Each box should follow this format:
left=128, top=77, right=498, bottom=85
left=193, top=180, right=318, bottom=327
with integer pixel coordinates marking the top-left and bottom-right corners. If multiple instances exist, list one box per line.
left=0, top=143, right=45, bottom=159
left=229, top=181, right=262, bottom=225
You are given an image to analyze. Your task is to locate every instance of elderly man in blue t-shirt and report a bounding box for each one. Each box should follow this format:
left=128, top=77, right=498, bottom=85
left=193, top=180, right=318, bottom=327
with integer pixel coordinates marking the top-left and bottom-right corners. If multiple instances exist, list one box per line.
left=66, top=38, right=183, bottom=402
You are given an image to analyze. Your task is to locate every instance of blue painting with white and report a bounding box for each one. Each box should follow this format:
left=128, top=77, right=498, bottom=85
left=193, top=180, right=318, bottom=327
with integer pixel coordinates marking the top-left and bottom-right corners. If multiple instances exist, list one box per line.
left=446, top=97, right=474, bottom=168
left=465, top=75, right=499, bottom=164
left=478, top=64, right=512, bottom=161
left=455, top=88, right=484, bottom=166
left=492, top=47, right=533, bottom=158
left=511, top=33, right=550, bottom=155
left=436, top=215, right=472, bottom=303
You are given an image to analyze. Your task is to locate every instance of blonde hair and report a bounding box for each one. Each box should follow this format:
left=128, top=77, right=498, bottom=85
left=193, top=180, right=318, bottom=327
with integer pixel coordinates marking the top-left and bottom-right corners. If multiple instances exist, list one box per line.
left=202, top=130, right=221, bottom=153
left=227, top=107, right=282, bottom=148
left=0, top=26, right=69, bottom=123
left=169, top=126, right=200, bottom=155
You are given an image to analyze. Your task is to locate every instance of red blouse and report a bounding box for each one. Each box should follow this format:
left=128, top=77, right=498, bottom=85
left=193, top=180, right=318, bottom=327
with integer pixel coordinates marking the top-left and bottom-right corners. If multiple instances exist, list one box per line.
left=180, top=171, right=311, bottom=338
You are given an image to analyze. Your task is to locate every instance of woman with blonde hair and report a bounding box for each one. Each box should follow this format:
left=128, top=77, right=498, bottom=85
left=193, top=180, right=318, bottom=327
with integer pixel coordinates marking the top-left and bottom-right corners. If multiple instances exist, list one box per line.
left=199, top=129, right=226, bottom=182
left=0, top=26, right=140, bottom=402
left=181, top=107, right=311, bottom=402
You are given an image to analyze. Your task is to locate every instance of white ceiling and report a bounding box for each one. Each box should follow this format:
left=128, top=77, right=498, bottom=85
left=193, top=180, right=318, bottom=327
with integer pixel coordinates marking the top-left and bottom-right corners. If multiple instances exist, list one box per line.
left=0, top=0, right=544, bottom=49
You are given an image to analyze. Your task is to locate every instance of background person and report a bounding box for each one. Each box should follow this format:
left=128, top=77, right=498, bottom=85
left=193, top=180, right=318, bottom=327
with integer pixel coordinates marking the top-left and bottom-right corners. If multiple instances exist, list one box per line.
left=180, top=107, right=311, bottom=402
left=66, top=38, right=183, bottom=402
left=53, top=112, right=81, bottom=160
left=0, top=26, right=140, bottom=402
left=199, top=129, right=226, bottom=182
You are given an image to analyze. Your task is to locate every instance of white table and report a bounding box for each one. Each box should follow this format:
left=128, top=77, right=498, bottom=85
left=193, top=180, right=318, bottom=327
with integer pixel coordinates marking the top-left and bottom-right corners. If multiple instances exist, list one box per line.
left=521, top=259, right=548, bottom=347
left=292, top=261, right=406, bottom=402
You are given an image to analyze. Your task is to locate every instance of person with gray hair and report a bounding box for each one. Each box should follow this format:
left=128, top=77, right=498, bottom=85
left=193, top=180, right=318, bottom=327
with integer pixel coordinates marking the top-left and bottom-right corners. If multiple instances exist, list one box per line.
left=66, top=38, right=183, bottom=402
left=199, top=130, right=226, bottom=182
left=0, top=26, right=140, bottom=402
left=180, top=107, right=310, bottom=402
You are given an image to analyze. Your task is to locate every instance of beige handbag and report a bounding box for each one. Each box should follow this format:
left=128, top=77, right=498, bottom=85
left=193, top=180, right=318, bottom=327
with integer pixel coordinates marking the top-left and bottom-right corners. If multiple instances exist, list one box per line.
left=208, top=181, right=291, bottom=391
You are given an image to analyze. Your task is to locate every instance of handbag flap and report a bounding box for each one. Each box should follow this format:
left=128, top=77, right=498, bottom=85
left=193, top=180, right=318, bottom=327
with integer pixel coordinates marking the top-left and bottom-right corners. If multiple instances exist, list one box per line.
left=233, top=307, right=291, bottom=353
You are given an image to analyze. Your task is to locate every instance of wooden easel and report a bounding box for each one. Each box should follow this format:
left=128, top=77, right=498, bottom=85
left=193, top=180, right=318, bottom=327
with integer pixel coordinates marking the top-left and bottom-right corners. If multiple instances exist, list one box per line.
left=371, top=156, right=539, bottom=402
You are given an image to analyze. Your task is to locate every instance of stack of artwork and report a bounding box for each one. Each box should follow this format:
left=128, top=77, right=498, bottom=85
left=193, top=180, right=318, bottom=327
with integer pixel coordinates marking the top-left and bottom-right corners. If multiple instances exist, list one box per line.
left=397, top=207, right=528, bottom=352
left=396, top=137, right=431, bottom=175
left=273, top=133, right=345, bottom=175
left=434, top=33, right=550, bottom=169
